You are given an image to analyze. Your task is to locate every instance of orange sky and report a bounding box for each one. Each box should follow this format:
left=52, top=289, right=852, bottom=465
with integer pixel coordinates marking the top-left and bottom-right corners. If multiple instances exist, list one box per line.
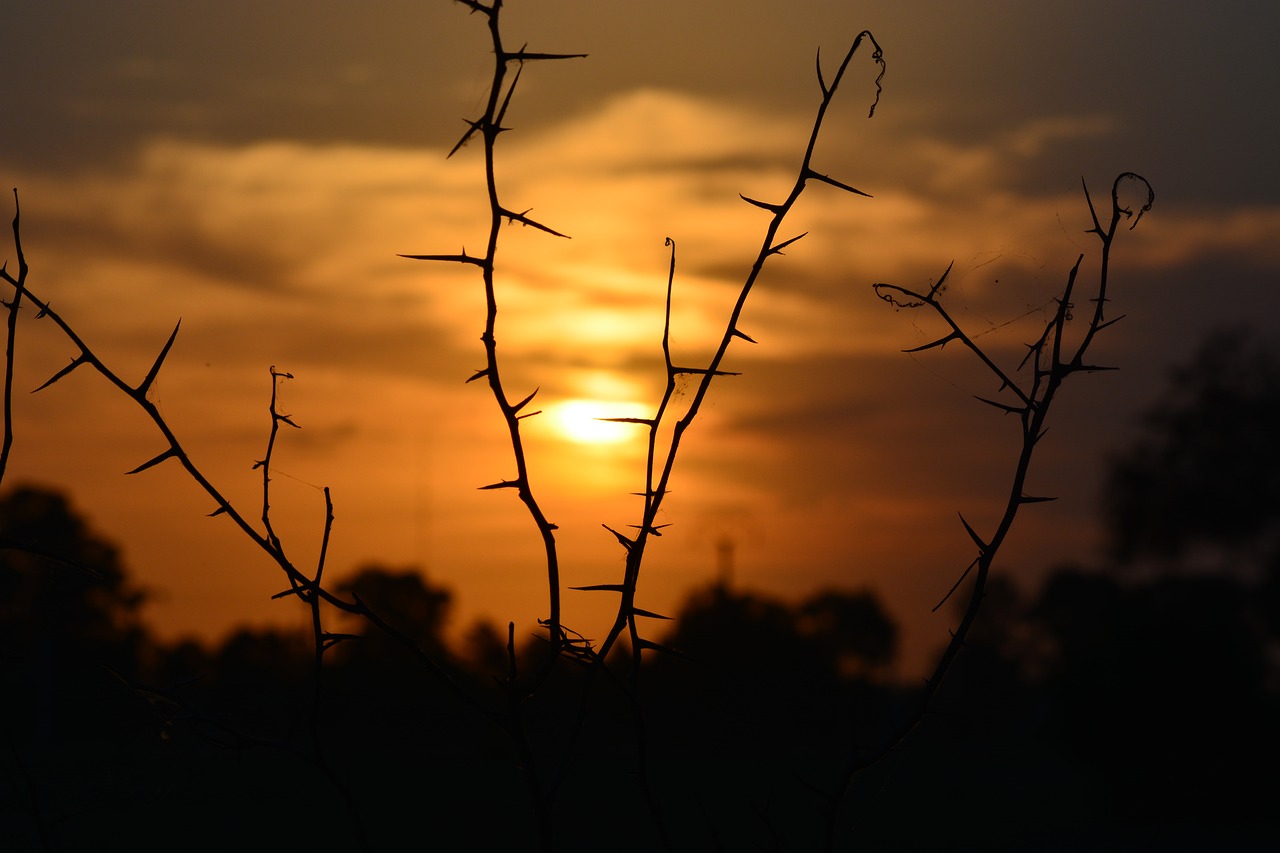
left=4, top=0, right=1279, bottom=677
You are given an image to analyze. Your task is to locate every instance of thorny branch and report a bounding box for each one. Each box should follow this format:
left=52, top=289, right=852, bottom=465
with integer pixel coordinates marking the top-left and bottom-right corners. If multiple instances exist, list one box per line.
left=818, top=171, right=1154, bottom=848
left=405, top=3, right=886, bottom=845
left=411, top=4, right=883, bottom=673
left=560, top=33, right=885, bottom=820
left=400, top=1, right=588, bottom=845
left=0, top=189, right=29, bottom=487
left=0, top=0, right=1156, bottom=846
left=0, top=205, right=489, bottom=849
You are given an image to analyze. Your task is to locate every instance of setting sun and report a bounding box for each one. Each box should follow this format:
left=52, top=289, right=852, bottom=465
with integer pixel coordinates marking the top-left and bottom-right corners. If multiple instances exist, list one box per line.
left=547, top=398, right=652, bottom=445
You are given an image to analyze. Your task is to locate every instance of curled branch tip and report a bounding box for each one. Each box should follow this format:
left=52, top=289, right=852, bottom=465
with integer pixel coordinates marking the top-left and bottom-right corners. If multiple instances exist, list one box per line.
left=1113, top=172, right=1155, bottom=230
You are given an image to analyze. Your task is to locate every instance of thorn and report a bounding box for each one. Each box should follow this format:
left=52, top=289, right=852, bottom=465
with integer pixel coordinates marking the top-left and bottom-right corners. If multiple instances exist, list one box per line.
left=974, top=395, right=1026, bottom=415
left=478, top=479, right=521, bottom=491
left=1081, top=177, right=1104, bottom=235
left=902, top=331, right=961, bottom=353
left=631, top=607, right=672, bottom=620
left=739, top=193, right=782, bottom=213
left=570, top=583, right=627, bottom=593
left=493, top=60, right=524, bottom=127
left=601, top=524, right=635, bottom=552
left=32, top=355, right=88, bottom=393
left=126, top=448, right=178, bottom=475
left=511, top=387, right=539, bottom=414
left=137, top=320, right=182, bottom=397
left=321, top=633, right=365, bottom=652
left=500, top=49, right=588, bottom=62
left=804, top=168, right=872, bottom=198
left=597, top=417, right=655, bottom=426
left=447, top=118, right=484, bottom=159
left=731, top=328, right=758, bottom=344
left=634, top=638, right=693, bottom=661
left=627, top=523, right=671, bottom=536
left=398, top=250, right=486, bottom=266
left=671, top=366, right=741, bottom=377
left=931, top=555, right=977, bottom=607
left=928, top=261, right=955, bottom=298
left=466, top=367, right=490, bottom=383
left=498, top=207, right=570, bottom=239
left=957, top=513, right=988, bottom=552
left=768, top=232, right=808, bottom=256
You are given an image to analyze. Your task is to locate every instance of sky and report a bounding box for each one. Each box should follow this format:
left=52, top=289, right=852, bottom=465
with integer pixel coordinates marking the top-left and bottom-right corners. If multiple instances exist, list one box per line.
left=3, top=0, right=1279, bottom=677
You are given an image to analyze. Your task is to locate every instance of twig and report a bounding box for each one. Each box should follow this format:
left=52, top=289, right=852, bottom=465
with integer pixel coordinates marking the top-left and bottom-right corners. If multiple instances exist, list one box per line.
left=822, top=172, right=1153, bottom=847
left=1, top=189, right=29, bottom=487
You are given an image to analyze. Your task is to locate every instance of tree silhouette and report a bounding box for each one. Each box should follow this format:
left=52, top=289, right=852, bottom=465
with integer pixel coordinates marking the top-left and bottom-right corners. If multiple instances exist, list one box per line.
left=649, top=582, right=898, bottom=761
left=799, top=587, right=898, bottom=681
left=0, top=485, right=164, bottom=849
left=332, top=563, right=453, bottom=660
left=0, top=484, right=147, bottom=670
left=1031, top=568, right=1278, bottom=829
left=1106, top=327, right=1280, bottom=568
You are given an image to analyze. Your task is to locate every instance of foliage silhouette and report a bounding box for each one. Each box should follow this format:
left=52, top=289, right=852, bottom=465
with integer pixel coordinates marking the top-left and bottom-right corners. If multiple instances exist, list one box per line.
left=333, top=563, right=454, bottom=660
left=0, top=487, right=158, bottom=851
left=1106, top=327, right=1280, bottom=567
left=0, top=484, right=147, bottom=669
left=5, top=470, right=1278, bottom=849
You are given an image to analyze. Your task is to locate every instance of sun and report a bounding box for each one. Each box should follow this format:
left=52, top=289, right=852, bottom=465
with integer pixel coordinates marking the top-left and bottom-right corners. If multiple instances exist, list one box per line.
left=547, top=399, right=651, bottom=446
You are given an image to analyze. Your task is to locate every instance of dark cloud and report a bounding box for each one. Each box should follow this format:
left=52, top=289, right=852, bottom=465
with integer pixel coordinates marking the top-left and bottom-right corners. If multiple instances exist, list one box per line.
left=3, top=1, right=480, bottom=167
left=9, top=1, right=1277, bottom=210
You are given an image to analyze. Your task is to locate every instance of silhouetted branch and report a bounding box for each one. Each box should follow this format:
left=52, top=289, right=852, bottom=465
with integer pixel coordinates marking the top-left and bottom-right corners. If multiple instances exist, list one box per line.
left=1, top=189, right=28, bottom=488
left=539, top=29, right=886, bottom=844
left=826, top=172, right=1153, bottom=847
left=581, top=27, right=885, bottom=690
left=0, top=5, right=1161, bottom=848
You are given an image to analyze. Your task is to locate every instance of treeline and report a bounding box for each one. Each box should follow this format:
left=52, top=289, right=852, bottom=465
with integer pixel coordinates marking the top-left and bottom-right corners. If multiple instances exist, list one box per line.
left=3, top=329, right=1280, bottom=848
left=2, top=486, right=1278, bottom=849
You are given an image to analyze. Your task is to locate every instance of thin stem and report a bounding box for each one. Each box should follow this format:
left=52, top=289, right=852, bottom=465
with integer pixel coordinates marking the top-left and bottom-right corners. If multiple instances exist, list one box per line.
left=825, top=172, right=1152, bottom=847
left=0, top=189, right=29, bottom=487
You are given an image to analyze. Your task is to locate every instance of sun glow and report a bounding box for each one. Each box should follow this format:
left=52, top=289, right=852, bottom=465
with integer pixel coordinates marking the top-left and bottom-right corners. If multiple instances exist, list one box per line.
left=547, top=399, right=652, bottom=446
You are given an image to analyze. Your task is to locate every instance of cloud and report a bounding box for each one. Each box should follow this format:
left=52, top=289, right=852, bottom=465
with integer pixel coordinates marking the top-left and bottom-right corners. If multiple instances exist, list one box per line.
left=8, top=90, right=1276, bottom=511
left=6, top=83, right=1280, bottom=679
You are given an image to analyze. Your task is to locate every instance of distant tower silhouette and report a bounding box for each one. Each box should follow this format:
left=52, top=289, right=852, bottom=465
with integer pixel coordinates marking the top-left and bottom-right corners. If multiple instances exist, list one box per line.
left=715, top=535, right=735, bottom=590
